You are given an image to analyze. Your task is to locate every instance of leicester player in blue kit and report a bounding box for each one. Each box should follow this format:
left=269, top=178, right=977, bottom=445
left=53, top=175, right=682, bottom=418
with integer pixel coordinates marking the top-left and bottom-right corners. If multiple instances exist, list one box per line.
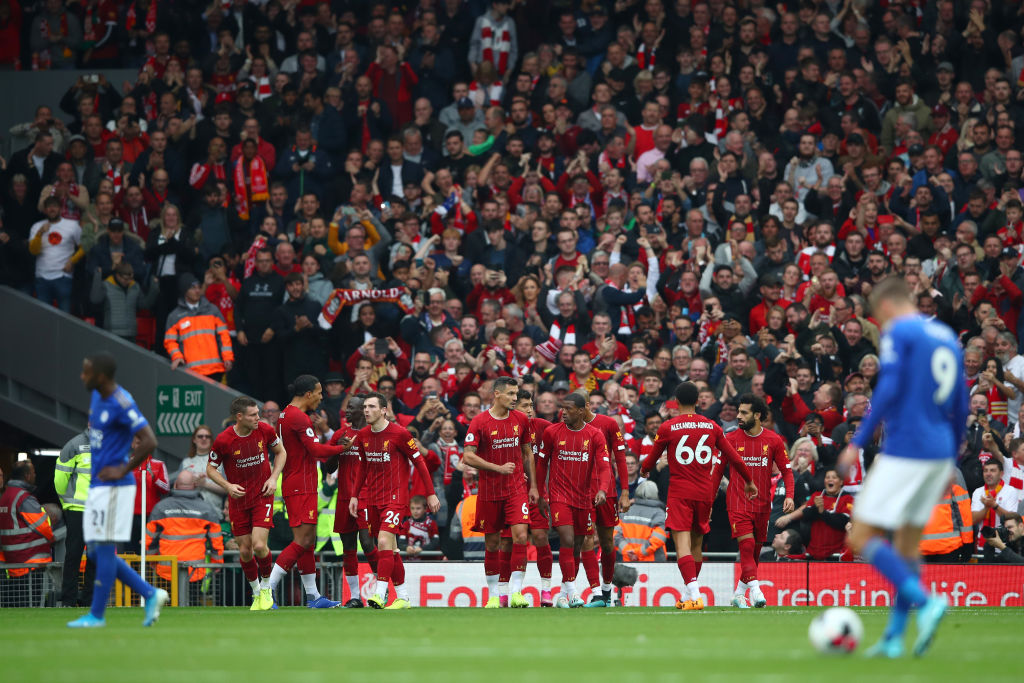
left=67, top=352, right=170, bottom=628
left=840, top=278, right=968, bottom=658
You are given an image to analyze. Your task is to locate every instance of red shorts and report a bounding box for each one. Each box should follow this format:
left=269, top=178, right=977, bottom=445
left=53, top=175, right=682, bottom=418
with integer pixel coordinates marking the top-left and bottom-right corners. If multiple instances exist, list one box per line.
left=474, top=492, right=530, bottom=534
left=593, top=497, right=619, bottom=528
left=729, top=509, right=771, bottom=543
left=229, top=496, right=275, bottom=537
left=283, top=493, right=318, bottom=528
left=334, top=503, right=370, bottom=535
left=548, top=502, right=594, bottom=536
left=666, top=498, right=712, bottom=535
left=529, top=500, right=549, bottom=530
left=366, top=503, right=407, bottom=537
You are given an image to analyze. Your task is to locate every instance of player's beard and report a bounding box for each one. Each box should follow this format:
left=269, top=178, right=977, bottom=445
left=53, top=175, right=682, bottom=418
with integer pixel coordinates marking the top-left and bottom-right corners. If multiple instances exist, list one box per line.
left=740, top=417, right=756, bottom=432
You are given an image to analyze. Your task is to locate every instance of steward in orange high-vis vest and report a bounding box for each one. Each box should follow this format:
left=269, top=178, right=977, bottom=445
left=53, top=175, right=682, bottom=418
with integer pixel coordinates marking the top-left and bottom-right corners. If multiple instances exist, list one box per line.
left=0, top=462, right=55, bottom=577
left=145, top=473, right=224, bottom=582
left=164, top=273, right=234, bottom=379
left=920, top=483, right=973, bottom=562
left=613, top=481, right=668, bottom=561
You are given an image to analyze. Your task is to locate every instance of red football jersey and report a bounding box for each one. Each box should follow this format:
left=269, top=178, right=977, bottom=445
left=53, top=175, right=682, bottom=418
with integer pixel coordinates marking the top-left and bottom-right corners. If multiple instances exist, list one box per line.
left=537, top=422, right=611, bottom=509
left=354, top=421, right=434, bottom=507
left=723, top=428, right=794, bottom=514
left=330, top=424, right=364, bottom=501
left=278, top=405, right=348, bottom=497
left=465, top=409, right=531, bottom=501
left=586, top=413, right=629, bottom=494
left=641, top=413, right=751, bottom=502
left=530, top=417, right=553, bottom=495
left=210, top=421, right=279, bottom=509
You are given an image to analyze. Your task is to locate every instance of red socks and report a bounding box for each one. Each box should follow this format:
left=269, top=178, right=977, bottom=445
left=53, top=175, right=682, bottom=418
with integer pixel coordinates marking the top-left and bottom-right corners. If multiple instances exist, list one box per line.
left=499, top=549, right=512, bottom=583
left=600, top=550, right=615, bottom=585
left=738, top=537, right=757, bottom=584
left=558, top=550, right=576, bottom=582
left=536, top=545, right=553, bottom=579
left=510, top=543, right=527, bottom=573
left=677, top=555, right=696, bottom=584
left=377, top=549, right=394, bottom=583
left=343, top=549, right=358, bottom=577
left=296, top=546, right=316, bottom=575
left=484, top=549, right=499, bottom=579
left=364, top=547, right=379, bottom=574
left=694, top=560, right=702, bottom=577
left=240, top=556, right=258, bottom=582
left=392, top=553, right=405, bottom=586
left=275, top=542, right=303, bottom=571
left=581, top=549, right=600, bottom=589
left=256, top=552, right=273, bottom=579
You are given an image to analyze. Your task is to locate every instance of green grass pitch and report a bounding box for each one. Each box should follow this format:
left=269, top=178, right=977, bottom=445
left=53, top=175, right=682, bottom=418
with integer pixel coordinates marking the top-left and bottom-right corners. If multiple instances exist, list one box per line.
left=6, top=607, right=1022, bottom=682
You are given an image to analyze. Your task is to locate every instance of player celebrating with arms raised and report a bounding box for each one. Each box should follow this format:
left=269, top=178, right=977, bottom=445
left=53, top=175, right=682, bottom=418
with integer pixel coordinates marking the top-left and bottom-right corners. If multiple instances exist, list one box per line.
left=536, top=393, right=612, bottom=608
left=641, top=382, right=756, bottom=611
left=462, top=377, right=539, bottom=608
left=268, top=375, right=353, bottom=608
left=348, top=392, right=440, bottom=608
left=722, top=394, right=793, bottom=608
left=207, top=396, right=286, bottom=611
left=68, top=352, right=169, bottom=628
left=840, top=278, right=968, bottom=658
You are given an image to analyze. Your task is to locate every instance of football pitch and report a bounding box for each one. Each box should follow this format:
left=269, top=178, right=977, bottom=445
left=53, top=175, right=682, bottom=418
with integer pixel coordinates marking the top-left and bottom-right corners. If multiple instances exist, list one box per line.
left=6, top=607, right=1022, bottom=682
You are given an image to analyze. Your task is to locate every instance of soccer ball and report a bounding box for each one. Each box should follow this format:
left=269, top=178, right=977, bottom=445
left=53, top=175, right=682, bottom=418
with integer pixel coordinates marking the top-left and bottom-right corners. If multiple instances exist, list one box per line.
left=808, top=607, right=863, bottom=654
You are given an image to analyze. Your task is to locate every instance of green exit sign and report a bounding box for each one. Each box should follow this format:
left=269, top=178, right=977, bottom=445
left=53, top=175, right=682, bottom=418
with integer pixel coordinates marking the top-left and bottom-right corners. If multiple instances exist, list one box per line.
left=155, top=385, right=205, bottom=436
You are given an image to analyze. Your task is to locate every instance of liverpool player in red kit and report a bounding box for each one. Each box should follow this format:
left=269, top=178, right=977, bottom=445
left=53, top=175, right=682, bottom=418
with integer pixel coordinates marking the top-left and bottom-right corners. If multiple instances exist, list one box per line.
left=329, top=396, right=379, bottom=607
left=581, top=398, right=631, bottom=608
left=207, top=396, right=287, bottom=611
left=462, top=376, right=539, bottom=608
left=268, top=375, right=352, bottom=608
left=641, top=382, right=757, bottom=610
left=537, top=393, right=612, bottom=608
left=348, top=392, right=439, bottom=609
left=517, top=391, right=556, bottom=606
left=722, top=395, right=794, bottom=608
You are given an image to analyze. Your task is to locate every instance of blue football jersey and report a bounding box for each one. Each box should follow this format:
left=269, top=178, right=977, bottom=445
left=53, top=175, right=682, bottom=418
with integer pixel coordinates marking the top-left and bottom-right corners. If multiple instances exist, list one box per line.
left=88, top=386, right=150, bottom=487
left=851, top=315, right=968, bottom=460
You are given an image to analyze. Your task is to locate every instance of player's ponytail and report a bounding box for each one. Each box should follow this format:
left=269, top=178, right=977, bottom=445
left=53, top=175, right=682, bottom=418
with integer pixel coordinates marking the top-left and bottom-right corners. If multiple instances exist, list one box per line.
left=289, top=374, right=321, bottom=398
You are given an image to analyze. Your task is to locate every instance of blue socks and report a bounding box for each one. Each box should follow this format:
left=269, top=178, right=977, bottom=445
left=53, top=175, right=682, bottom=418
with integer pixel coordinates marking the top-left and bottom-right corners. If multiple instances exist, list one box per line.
left=883, top=591, right=913, bottom=639
left=88, top=544, right=156, bottom=619
left=863, top=537, right=927, bottom=608
left=89, top=545, right=116, bottom=619
left=116, top=556, right=156, bottom=600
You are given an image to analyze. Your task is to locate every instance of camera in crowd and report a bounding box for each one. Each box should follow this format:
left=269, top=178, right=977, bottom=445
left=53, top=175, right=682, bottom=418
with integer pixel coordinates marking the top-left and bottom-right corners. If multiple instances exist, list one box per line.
left=980, top=526, right=1010, bottom=543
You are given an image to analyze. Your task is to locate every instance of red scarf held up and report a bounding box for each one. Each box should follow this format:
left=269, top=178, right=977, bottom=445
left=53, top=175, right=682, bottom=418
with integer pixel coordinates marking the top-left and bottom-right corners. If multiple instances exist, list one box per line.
left=318, top=288, right=416, bottom=328
left=233, top=155, right=269, bottom=220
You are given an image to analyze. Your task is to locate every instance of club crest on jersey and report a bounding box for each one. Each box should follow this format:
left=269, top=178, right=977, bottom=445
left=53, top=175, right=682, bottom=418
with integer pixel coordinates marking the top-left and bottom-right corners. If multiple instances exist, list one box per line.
left=257, top=441, right=263, bottom=451
left=763, top=444, right=769, bottom=454
left=513, top=425, right=519, bottom=434
left=583, top=439, right=590, bottom=447
left=383, top=440, right=389, bottom=448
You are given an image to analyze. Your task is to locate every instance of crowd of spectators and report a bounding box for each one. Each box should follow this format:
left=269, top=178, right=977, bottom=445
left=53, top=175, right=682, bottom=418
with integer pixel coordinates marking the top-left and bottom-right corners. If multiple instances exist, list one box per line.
left=5, top=0, right=1024, bottom=561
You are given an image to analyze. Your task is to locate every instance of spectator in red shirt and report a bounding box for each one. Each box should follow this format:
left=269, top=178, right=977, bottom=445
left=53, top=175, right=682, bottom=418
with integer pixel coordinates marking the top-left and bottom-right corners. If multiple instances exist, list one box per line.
left=365, top=44, right=418, bottom=129
left=773, top=469, right=853, bottom=560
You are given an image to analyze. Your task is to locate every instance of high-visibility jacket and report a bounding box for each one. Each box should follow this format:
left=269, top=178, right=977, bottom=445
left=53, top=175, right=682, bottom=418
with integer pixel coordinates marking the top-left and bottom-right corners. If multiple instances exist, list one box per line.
left=315, top=484, right=343, bottom=554
left=55, top=432, right=91, bottom=512
left=145, top=489, right=224, bottom=581
left=920, top=485, right=973, bottom=556
left=454, top=495, right=485, bottom=560
left=163, top=298, right=234, bottom=377
left=0, top=481, right=55, bottom=577
left=613, top=498, right=668, bottom=562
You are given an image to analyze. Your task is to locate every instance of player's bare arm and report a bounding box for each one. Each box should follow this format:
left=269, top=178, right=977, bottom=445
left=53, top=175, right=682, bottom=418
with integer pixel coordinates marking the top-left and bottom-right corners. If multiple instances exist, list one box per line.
left=719, top=435, right=757, bottom=500
left=262, top=440, right=287, bottom=496
left=206, top=462, right=245, bottom=499
left=462, top=445, right=515, bottom=474
left=98, top=424, right=157, bottom=481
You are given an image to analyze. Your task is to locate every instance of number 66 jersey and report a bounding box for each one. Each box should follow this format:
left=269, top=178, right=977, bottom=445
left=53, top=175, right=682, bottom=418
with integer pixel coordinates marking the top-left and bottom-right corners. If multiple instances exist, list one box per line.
left=641, top=413, right=749, bottom=503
